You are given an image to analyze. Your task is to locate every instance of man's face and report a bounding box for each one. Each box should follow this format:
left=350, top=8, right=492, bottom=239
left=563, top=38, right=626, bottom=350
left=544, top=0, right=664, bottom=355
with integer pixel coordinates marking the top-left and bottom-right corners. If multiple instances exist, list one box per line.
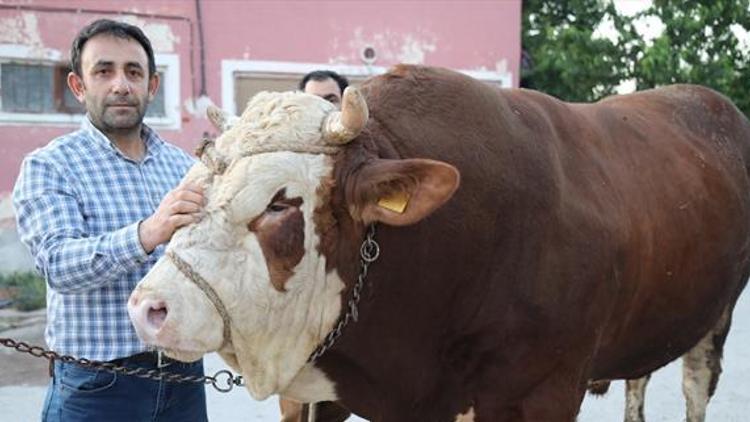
left=303, top=78, right=342, bottom=107
left=68, top=34, right=158, bottom=134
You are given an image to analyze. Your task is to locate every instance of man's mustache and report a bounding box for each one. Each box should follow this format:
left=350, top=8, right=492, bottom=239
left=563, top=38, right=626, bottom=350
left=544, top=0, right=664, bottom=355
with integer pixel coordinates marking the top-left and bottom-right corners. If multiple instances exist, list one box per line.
left=105, top=97, right=138, bottom=107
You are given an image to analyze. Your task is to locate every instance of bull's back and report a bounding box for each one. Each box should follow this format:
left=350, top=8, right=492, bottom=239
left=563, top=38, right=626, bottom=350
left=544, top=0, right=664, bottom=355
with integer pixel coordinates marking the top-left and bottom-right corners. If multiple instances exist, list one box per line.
left=581, top=85, right=750, bottom=378
left=360, top=66, right=750, bottom=381
left=493, top=85, right=750, bottom=378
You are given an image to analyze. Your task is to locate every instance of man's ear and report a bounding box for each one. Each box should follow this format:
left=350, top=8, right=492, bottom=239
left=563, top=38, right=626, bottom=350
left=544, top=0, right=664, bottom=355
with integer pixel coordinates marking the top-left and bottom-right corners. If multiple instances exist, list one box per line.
left=347, top=158, right=460, bottom=226
left=66, top=72, right=86, bottom=103
left=148, top=72, right=160, bottom=102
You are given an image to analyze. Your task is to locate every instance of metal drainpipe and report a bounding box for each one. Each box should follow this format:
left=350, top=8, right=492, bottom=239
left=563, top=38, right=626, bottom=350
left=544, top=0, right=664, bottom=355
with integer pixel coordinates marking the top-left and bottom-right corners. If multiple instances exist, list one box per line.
left=195, top=0, right=207, bottom=97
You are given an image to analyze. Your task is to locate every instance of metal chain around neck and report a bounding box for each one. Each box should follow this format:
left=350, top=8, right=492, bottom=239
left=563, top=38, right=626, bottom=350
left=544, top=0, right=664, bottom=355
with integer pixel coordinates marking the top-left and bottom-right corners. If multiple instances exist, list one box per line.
left=1, top=225, right=380, bottom=388
left=0, top=337, right=244, bottom=393
left=308, top=224, right=380, bottom=363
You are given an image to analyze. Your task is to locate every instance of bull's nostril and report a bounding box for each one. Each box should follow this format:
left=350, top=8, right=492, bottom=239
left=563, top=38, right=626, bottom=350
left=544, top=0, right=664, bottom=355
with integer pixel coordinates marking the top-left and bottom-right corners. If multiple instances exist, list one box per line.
left=147, top=305, right=168, bottom=328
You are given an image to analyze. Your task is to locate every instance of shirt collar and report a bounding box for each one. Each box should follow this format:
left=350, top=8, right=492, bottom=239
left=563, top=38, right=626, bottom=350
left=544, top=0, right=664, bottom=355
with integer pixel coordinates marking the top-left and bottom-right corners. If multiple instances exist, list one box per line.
left=80, top=115, right=164, bottom=161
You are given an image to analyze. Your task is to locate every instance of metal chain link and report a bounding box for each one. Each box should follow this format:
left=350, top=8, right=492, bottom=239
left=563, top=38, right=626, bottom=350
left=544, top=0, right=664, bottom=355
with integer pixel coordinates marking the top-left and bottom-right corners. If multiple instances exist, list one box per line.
left=2, top=224, right=379, bottom=385
left=308, top=224, right=379, bottom=363
left=0, top=338, right=244, bottom=393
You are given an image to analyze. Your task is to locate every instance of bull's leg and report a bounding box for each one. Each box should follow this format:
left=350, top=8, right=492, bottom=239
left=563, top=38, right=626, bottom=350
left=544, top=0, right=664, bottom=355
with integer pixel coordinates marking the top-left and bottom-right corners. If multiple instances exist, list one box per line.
left=313, top=401, right=351, bottom=422
left=681, top=306, right=732, bottom=422
left=279, top=397, right=305, bottom=422
left=624, top=375, right=650, bottom=422
left=279, top=398, right=352, bottom=422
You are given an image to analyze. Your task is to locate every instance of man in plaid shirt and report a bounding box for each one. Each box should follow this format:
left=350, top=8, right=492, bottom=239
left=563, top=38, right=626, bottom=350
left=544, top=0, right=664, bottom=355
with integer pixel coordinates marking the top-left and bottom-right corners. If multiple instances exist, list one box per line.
left=13, top=19, right=207, bottom=421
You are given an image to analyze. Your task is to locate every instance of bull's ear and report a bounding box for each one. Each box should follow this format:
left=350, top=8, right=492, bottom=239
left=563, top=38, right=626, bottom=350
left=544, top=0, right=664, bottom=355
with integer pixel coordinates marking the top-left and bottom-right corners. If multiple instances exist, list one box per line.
left=348, top=158, right=460, bottom=226
left=206, top=105, right=239, bottom=133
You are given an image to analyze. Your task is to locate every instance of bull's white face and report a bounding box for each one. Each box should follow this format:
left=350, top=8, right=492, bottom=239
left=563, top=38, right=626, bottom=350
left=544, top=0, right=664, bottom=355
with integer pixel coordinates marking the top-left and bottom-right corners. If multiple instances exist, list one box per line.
left=129, top=91, right=349, bottom=400
left=133, top=151, right=342, bottom=399
left=129, top=88, right=460, bottom=401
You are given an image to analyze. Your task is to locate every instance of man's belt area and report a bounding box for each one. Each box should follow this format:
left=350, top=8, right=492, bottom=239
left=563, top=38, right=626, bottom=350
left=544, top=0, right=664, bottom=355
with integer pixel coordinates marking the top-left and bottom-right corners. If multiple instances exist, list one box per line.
left=48, top=350, right=182, bottom=376
left=110, top=350, right=179, bottom=369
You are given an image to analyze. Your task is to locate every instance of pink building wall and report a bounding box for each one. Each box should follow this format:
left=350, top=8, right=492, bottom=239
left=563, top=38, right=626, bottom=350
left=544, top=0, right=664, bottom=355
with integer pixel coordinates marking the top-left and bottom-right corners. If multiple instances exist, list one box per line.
left=0, top=0, right=521, bottom=194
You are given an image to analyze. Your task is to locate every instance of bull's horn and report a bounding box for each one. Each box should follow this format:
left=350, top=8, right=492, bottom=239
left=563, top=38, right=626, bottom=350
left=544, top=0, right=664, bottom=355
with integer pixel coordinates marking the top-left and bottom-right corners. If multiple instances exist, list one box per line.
left=207, top=105, right=240, bottom=133
left=322, top=87, right=369, bottom=144
left=195, top=137, right=229, bottom=175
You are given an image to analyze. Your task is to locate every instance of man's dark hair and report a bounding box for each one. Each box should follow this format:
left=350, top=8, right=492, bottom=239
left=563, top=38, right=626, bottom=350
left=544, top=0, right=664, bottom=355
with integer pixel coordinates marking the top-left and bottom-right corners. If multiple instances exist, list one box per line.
left=70, top=19, right=156, bottom=78
left=299, top=70, right=349, bottom=94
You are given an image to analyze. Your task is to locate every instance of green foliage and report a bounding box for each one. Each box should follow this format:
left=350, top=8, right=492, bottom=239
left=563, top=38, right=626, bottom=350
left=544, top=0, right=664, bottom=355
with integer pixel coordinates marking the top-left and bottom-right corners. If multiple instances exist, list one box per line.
left=0, top=271, right=46, bottom=311
left=522, top=0, right=637, bottom=101
left=634, top=0, right=750, bottom=116
left=522, top=0, right=750, bottom=118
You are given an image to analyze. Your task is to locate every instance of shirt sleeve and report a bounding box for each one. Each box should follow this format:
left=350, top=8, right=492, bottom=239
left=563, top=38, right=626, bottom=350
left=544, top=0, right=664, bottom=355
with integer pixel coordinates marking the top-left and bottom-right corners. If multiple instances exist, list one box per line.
left=12, top=154, right=150, bottom=294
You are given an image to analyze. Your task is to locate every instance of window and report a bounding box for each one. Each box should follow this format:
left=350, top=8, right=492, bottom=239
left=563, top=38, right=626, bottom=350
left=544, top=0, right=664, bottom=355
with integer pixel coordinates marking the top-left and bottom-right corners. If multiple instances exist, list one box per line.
left=234, top=73, right=301, bottom=114
left=0, top=62, right=81, bottom=114
left=234, top=73, right=367, bottom=116
left=222, top=61, right=369, bottom=115
left=146, top=71, right=166, bottom=118
left=0, top=52, right=179, bottom=128
left=221, top=60, right=511, bottom=116
left=0, top=62, right=165, bottom=117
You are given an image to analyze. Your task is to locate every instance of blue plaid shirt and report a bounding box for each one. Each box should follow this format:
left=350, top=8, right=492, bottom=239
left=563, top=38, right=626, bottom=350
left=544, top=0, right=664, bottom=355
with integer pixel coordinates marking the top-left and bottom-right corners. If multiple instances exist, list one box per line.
left=13, top=117, right=194, bottom=361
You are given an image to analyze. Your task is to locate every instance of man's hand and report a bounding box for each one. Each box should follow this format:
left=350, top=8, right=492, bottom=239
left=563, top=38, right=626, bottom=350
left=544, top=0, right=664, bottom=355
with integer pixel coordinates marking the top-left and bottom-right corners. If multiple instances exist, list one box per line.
left=138, top=182, right=205, bottom=253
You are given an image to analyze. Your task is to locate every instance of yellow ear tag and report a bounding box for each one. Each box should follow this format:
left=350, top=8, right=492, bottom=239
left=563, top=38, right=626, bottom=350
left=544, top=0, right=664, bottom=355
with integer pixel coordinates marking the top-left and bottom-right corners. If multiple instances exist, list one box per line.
left=377, top=191, right=410, bottom=214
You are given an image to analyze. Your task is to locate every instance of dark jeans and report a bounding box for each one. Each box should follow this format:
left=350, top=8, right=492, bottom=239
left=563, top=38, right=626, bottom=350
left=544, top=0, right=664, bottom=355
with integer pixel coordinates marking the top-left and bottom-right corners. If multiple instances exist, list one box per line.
left=41, top=355, right=208, bottom=422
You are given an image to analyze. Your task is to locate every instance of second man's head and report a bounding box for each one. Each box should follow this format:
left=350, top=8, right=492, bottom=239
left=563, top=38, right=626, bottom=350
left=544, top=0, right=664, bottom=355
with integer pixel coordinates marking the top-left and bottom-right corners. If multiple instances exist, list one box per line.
left=299, top=70, right=349, bottom=107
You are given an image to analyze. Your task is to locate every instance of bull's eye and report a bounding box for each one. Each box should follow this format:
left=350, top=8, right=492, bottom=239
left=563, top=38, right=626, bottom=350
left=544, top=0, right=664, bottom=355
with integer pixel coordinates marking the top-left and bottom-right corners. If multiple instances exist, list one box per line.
left=266, top=202, right=289, bottom=213
left=264, top=188, right=303, bottom=215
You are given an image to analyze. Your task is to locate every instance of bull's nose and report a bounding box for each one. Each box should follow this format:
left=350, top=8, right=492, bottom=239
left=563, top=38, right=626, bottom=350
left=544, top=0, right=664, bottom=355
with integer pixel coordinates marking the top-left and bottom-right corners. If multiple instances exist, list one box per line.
left=128, top=294, right=169, bottom=343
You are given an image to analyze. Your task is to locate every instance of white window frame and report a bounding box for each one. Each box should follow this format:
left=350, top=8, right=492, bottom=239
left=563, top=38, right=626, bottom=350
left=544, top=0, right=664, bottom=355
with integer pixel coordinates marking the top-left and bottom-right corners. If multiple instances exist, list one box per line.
left=147, top=54, right=180, bottom=130
left=0, top=44, right=180, bottom=130
left=221, top=59, right=513, bottom=115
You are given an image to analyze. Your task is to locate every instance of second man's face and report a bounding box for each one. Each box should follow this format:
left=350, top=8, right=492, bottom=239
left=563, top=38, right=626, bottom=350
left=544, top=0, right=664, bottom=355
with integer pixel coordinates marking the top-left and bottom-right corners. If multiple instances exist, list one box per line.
left=303, top=78, right=343, bottom=107
left=69, top=34, right=158, bottom=135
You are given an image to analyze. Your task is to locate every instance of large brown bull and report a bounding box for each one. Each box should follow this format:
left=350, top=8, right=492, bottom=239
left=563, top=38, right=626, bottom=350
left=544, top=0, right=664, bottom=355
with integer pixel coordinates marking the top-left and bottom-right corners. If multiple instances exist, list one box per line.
left=128, top=65, right=750, bottom=421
